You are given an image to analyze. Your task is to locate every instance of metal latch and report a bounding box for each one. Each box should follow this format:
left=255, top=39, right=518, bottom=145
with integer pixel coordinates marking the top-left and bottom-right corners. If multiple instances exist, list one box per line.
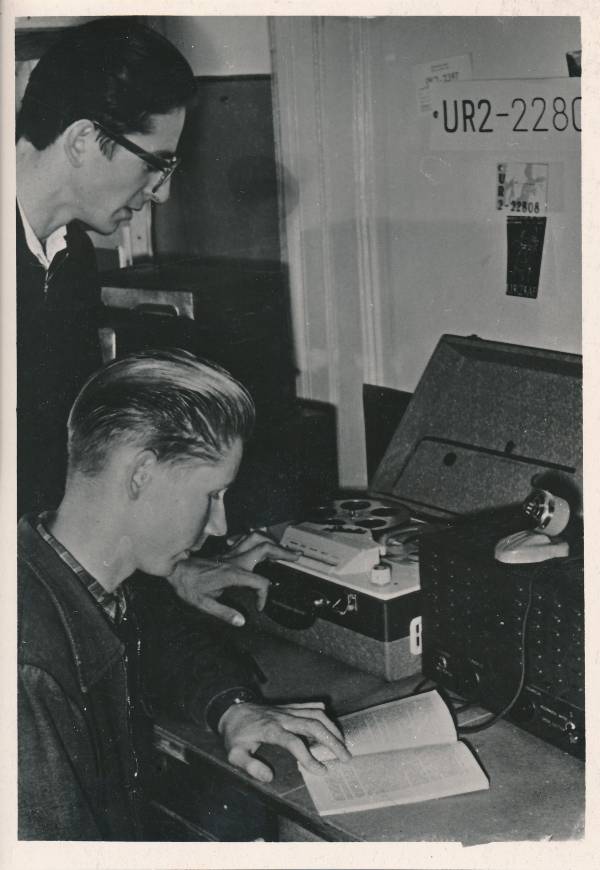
left=410, top=615, right=422, bottom=655
left=154, top=734, right=188, bottom=764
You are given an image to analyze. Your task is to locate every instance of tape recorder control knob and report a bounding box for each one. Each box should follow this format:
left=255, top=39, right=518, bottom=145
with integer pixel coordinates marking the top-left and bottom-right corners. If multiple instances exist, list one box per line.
left=370, top=564, right=391, bottom=586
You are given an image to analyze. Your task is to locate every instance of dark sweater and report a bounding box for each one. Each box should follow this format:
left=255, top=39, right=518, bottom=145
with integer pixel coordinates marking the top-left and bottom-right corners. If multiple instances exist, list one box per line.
left=16, top=210, right=103, bottom=516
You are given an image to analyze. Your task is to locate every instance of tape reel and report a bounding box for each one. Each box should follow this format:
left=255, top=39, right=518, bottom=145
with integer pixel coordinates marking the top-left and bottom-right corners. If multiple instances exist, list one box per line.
left=305, top=495, right=411, bottom=539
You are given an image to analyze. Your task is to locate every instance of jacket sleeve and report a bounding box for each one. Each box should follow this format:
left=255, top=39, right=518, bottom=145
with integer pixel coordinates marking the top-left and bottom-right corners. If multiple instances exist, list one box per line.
left=18, top=664, right=104, bottom=840
left=127, top=574, right=261, bottom=728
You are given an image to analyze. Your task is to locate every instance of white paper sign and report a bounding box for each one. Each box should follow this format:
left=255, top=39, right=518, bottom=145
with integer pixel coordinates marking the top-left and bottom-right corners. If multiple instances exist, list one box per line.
left=429, top=78, right=581, bottom=152
left=496, top=162, right=549, bottom=215
left=413, top=54, right=472, bottom=116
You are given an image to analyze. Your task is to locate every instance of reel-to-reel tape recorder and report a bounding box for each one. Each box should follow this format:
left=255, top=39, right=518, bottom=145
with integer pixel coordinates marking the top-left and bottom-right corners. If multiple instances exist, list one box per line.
left=245, top=494, right=438, bottom=680
left=275, top=495, right=431, bottom=589
left=230, top=335, right=583, bottom=690
left=302, top=496, right=411, bottom=538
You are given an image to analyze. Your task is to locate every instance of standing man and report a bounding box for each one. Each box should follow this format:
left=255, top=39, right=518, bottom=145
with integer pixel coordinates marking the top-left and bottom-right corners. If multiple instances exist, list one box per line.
left=18, top=349, right=350, bottom=839
left=16, top=16, right=194, bottom=517
left=16, top=17, right=277, bottom=623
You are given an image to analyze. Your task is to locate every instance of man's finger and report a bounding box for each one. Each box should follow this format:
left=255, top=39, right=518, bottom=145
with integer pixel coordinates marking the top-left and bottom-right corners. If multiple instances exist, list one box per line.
left=226, top=528, right=271, bottom=549
left=170, top=560, right=271, bottom=620
left=227, top=745, right=273, bottom=783
left=189, top=595, right=247, bottom=627
left=270, top=730, right=328, bottom=776
left=280, top=701, right=326, bottom=710
left=259, top=715, right=349, bottom=768
left=208, top=569, right=270, bottom=608
left=225, top=530, right=273, bottom=553
left=225, top=541, right=300, bottom=571
left=281, top=714, right=350, bottom=761
left=277, top=707, right=346, bottom=744
left=198, top=566, right=270, bottom=611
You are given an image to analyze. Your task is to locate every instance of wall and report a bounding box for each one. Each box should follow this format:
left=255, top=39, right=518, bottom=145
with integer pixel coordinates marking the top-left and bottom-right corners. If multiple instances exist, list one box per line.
left=271, top=17, right=581, bottom=486
left=153, top=76, right=281, bottom=262
left=372, top=17, right=581, bottom=389
left=15, top=16, right=92, bottom=28
left=148, top=17, right=277, bottom=263
left=153, top=16, right=271, bottom=76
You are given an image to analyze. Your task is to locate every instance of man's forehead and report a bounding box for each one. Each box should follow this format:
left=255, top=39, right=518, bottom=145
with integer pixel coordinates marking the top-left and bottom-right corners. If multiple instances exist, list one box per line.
left=169, top=440, right=243, bottom=483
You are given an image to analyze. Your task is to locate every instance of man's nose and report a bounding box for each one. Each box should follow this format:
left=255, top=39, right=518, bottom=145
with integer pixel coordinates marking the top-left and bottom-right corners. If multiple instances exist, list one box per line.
left=146, top=174, right=172, bottom=205
left=204, top=496, right=228, bottom=539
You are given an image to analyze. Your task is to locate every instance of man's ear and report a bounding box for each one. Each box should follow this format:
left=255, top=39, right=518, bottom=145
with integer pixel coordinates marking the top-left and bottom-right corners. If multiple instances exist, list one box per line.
left=128, top=450, right=158, bottom=500
left=63, top=120, right=99, bottom=168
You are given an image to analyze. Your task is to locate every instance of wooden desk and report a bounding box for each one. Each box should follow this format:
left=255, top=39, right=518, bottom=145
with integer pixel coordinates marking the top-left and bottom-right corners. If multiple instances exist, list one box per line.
left=151, top=632, right=584, bottom=844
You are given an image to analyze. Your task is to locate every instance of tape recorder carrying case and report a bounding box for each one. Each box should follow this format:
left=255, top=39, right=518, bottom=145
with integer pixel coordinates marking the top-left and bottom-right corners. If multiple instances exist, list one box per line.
left=234, top=334, right=583, bottom=683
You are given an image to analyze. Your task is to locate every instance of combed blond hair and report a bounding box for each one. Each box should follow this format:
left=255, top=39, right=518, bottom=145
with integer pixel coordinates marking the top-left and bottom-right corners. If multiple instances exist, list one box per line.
left=67, top=349, right=255, bottom=475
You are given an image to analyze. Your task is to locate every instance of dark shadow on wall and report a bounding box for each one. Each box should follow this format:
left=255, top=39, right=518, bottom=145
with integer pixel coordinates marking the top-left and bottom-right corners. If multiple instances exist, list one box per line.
left=153, top=75, right=293, bottom=263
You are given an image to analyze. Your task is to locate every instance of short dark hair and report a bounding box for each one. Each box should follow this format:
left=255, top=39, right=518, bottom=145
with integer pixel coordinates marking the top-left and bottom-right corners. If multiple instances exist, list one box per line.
left=17, top=17, right=197, bottom=149
left=67, top=350, right=255, bottom=476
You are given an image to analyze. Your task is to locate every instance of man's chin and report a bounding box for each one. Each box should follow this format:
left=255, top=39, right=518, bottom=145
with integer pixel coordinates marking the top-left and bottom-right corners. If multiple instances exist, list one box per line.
left=77, top=219, right=122, bottom=235
left=78, top=212, right=131, bottom=234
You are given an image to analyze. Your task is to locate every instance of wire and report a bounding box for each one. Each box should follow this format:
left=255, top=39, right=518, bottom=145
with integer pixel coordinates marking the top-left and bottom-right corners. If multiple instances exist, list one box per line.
left=412, top=677, right=435, bottom=694
left=414, top=680, right=472, bottom=713
left=454, top=702, right=474, bottom=714
left=458, top=576, right=534, bottom=734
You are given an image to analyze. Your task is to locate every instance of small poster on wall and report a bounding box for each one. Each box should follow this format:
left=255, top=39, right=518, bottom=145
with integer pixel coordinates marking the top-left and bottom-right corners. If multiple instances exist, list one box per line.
left=506, top=216, right=547, bottom=299
left=413, top=54, right=472, bottom=116
left=497, top=162, right=549, bottom=215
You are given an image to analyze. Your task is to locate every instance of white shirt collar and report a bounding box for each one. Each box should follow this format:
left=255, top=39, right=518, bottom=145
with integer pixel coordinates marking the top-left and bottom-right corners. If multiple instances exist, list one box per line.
left=17, top=199, right=68, bottom=271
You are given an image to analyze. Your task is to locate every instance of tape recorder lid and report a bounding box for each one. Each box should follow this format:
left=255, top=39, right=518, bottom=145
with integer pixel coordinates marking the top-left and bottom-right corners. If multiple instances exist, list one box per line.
left=370, top=334, right=582, bottom=520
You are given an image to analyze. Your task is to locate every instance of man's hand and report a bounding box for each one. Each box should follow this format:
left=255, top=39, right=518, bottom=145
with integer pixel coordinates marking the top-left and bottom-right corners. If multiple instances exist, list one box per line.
left=217, top=701, right=351, bottom=783
left=167, top=531, right=299, bottom=627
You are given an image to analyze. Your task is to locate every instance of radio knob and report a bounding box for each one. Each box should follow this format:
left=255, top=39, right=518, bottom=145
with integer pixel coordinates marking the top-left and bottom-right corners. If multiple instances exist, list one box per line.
left=462, top=666, right=481, bottom=696
left=370, top=564, right=391, bottom=586
left=512, top=699, right=536, bottom=724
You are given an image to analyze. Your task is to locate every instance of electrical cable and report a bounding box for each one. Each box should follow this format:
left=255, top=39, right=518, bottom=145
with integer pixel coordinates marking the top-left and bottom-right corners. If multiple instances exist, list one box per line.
left=454, top=702, right=474, bottom=714
left=412, top=677, right=435, bottom=694
left=458, top=575, right=534, bottom=734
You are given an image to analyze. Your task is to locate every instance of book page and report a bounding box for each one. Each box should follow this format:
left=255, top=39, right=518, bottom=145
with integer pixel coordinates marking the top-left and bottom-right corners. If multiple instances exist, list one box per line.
left=311, top=690, right=457, bottom=761
left=302, top=742, right=490, bottom=817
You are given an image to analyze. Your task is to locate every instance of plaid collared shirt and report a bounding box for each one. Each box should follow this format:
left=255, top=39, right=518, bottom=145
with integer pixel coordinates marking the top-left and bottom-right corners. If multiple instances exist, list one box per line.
left=36, top=514, right=127, bottom=624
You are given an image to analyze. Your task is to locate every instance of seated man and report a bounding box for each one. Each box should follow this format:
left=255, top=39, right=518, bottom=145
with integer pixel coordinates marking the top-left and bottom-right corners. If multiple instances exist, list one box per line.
left=18, top=349, right=350, bottom=840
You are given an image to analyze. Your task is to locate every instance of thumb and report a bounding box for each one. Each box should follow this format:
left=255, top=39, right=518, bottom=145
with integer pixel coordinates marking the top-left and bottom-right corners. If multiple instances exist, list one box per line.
left=227, top=745, right=273, bottom=783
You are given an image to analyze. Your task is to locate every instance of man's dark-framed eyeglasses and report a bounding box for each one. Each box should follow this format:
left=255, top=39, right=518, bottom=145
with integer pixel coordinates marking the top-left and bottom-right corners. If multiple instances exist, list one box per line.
left=93, top=121, right=180, bottom=194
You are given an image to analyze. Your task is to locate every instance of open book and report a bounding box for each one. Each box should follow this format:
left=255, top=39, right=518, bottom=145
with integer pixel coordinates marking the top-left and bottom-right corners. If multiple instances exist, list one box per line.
left=300, top=689, right=489, bottom=816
